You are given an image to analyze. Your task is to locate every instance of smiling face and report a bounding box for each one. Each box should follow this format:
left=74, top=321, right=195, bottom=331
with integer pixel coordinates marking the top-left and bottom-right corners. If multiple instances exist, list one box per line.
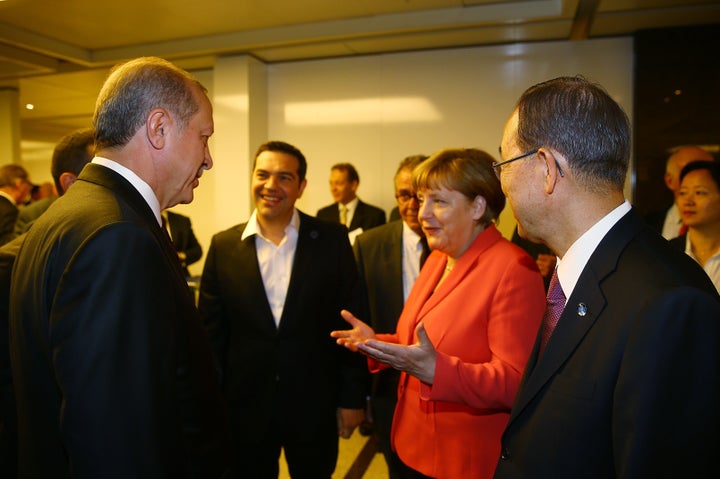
left=417, top=185, right=484, bottom=259
left=329, top=168, right=357, bottom=205
left=161, top=86, right=214, bottom=208
left=252, top=150, right=307, bottom=227
left=678, top=168, right=720, bottom=230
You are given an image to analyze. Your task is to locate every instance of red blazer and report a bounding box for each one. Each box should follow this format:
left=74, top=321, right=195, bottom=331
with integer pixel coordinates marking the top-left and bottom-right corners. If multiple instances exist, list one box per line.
left=371, top=225, right=545, bottom=479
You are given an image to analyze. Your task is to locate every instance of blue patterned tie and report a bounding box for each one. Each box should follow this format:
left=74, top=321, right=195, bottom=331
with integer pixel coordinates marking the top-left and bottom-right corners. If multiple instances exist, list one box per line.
left=539, top=269, right=565, bottom=355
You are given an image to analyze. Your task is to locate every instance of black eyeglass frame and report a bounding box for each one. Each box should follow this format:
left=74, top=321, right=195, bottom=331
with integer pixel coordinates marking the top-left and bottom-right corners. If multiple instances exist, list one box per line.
left=492, top=148, right=565, bottom=177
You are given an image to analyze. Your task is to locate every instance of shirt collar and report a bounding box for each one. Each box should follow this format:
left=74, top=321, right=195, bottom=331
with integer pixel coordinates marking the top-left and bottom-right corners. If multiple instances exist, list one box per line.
left=341, top=197, right=359, bottom=212
left=556, top=200, right=632, bottom=300
left=92, top=156, right=162, bottom=227
left=242, top=208, right=301, bottom=241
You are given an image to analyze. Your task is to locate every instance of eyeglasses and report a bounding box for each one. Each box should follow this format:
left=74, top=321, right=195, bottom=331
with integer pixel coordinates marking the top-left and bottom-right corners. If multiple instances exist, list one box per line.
left=492, top=148, right=565, bottom=177
left=395, top=192, right=419, bottom=203
left=492, top=149, right=539, bottom=172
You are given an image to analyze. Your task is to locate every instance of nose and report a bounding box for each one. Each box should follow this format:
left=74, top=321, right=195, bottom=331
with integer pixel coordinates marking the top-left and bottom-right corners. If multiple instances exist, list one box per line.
left=418, top=198, right=431, bottom=219
left=204, top=147, right=213, bottom=171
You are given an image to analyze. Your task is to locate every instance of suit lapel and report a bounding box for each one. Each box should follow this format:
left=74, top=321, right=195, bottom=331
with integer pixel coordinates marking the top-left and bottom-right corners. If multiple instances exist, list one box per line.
left=349, top=201, right=364, bottom=231
left=508, top=209, right=643, bottom=422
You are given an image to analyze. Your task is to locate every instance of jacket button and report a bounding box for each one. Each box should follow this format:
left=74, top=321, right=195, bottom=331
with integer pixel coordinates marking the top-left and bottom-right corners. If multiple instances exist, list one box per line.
left=500, top=448, right=511, bottom=460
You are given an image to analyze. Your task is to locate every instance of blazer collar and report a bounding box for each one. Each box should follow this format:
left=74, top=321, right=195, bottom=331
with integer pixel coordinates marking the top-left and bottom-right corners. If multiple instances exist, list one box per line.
left=509, top=209, right=644, bottom=421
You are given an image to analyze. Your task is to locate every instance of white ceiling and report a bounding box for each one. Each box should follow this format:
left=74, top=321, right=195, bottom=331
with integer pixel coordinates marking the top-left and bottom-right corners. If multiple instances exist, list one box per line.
left=1, top=0, right=719, bottom=146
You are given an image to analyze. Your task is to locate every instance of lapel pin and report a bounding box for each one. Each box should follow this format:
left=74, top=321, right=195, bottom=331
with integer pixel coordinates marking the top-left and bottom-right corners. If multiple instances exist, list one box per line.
left=577, top=303, right=588, bottom=317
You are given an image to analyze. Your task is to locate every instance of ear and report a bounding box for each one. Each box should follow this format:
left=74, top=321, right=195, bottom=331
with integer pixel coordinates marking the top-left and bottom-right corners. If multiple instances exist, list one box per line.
left=147, top=108, right=169, bottom=150
left=538, top=148, right=563, bottom=195
left=297, top=178, right=308, bottom=199
left=58, top=172, right=77, bottom=195
left=472, top=195, right=487, bottom=221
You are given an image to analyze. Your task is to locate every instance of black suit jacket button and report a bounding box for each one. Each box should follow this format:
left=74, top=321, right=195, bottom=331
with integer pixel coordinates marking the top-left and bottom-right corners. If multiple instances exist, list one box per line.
left=500, top=447, right=511, bottom=460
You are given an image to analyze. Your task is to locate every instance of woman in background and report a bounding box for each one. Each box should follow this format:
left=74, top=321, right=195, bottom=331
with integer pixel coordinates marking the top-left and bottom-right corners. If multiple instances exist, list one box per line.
left=332, top=148, right=545, bottom=479
left=671, top=160, right=720, bottom=292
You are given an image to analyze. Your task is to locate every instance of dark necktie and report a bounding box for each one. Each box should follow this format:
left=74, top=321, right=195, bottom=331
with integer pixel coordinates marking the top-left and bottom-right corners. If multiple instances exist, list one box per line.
left=539, top=268, right=565, bottom=355
left=419, top=236, right=430, bottom=268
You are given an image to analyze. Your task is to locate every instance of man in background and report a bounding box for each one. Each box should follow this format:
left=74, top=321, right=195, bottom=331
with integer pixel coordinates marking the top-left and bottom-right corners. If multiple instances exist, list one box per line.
left=0, top=165, right=32, bottom=245
left=199, top=141, right=367, bottom=478
left=14, top=128, right=95, bottom=236
left=317, top=162, right=385, bottom=242
left=647, top=145, right=714, bottom=239
left=0, top=127, right=94, bottom=479
left=352, top=154, right=428, bottom=479
left=494, top=76, right=720, bottom=478
left=162, top=209, right=203, bottom=277
left=9, top=57, right=229, bottom=478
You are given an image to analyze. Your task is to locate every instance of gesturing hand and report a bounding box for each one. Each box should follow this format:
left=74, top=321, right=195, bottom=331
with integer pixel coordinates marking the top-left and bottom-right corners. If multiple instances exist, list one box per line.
left=330, top=309, right=376, bottom=352
left=359, top=323, right=437, bottom=385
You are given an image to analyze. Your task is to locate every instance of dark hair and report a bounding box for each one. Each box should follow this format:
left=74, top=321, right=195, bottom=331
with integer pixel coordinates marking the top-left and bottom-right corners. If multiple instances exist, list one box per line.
left=94, top=57, right=207, bottom=151
left=680, top=160, right=720, bottom=189
left=0, top=164, right=29, bottom=188
left=413, top=148, right=505, bottom=226
left=51, top=128, right=95, bottom=194
left=395, top=154, right=428, bottom=181
left=331, top=163, right=359, bottom=184
left=254, top=141, right=308, bottom=182
left=516, top=76, right=630, bottom=192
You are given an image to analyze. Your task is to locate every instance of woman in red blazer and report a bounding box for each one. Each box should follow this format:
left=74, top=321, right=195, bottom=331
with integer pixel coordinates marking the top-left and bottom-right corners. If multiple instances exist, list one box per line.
left=333, top=148, right=545, bottom=479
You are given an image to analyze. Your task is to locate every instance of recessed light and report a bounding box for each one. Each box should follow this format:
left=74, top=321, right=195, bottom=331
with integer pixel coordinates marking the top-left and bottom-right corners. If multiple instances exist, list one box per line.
left=25, top=104, right=34, bottom=110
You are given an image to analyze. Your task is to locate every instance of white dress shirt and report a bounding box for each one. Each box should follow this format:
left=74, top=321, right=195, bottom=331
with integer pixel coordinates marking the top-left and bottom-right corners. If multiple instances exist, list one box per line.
left=556, top=200, right=633, bottom=302
left=681, top=235, right=720, bottom=293
left=242, top=208, right=300, bottom=327
left=661, top=203, right=683, bottom=240
left=401, top=222, right=424, bottom=302
left=340, top=197, right=359, bottom=227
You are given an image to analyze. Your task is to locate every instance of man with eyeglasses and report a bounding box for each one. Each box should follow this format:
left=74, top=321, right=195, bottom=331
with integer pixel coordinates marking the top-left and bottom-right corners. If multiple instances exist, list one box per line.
left=493, top=76, right=720, bottom=478
left=352, top=154, right=428, bottom=478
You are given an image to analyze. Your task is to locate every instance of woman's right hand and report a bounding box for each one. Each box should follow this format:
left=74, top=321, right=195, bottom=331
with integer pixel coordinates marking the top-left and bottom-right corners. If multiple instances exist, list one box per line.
left=330, top=310, right=376, bottom=352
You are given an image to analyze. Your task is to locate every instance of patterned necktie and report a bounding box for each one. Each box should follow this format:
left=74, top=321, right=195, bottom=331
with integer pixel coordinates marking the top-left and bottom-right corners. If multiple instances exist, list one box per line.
left=539, top=269, right=565, bottom=355
left=339, top=204, right=348, bottom=226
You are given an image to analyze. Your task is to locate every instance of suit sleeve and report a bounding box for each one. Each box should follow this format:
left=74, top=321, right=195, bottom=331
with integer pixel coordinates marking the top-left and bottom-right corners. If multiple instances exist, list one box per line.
left=335, top=230, right=370, bottom=408
left=179, top=216, right=203, bottom=266
left=50, top=223, right=192, bottom=478
left=198, top=234, right=227, bottom=383
left=613, top=287, right=720, bottom=478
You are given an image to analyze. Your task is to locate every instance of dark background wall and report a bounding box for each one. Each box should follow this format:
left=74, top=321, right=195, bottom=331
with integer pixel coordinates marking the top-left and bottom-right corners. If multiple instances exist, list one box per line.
left=633, top=24, right=720, bottom=217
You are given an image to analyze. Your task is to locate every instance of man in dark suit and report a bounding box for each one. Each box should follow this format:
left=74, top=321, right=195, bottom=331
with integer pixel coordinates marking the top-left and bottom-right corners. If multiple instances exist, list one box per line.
left=162, top=209, right=203, bottom=277
left=316, top=162, right=385, bottom=240
left=199, top=141, right=367, bottom=479
left=0, top=127, right=94, bottom=479
left=0, top=165, right=32, bottom=246
left=352, top=154, right=427, bottom=478
left=9, top=57, right=229, bottom=479
left=493, top=76, right=720, bottom=478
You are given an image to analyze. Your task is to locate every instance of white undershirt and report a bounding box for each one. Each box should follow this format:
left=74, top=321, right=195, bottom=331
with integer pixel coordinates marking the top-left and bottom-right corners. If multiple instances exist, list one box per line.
left=242, top=209, right=300, bottom=327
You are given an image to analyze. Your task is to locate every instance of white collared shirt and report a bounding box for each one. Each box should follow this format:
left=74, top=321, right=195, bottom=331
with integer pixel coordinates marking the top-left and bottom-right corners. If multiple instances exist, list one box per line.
left=0, top=191, right=16, bottom=205
left=242, top=209, right=300, bottom=327
left=555, top=200, right=633, bottom=303
left=662, top=203, right=682, bottom=240
left=92, top=157, right=162, bottom=227
left=401, top=221, right=424, bottom=302
left=683, top=235, right=720, bottom=293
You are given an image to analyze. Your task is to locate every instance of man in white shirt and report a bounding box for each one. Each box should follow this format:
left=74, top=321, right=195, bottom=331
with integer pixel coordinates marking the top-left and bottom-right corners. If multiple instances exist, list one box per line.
left=493, top=76, right=720, bottom=479
left=199, top=141, right=367, bottom=479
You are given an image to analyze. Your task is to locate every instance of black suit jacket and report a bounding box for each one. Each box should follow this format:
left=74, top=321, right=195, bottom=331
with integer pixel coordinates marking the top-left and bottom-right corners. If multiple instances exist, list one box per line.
left=352, top=220, right=405, bottom=398
left=495, top=209, right=720, bottom=479
left=0, top=197, right=18, bottom=246
left=199, top=211, right=367, bottom=443
left=316, top=199, right=386, bottom=233
left=165, top=210, right=203, bottom=275
left=9, top=163, right=229, bottom=479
